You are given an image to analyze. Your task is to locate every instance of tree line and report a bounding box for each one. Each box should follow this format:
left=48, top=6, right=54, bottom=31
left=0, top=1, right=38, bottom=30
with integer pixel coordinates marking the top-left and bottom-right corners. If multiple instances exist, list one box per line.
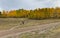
left=0, top=7, right=60, bottom=19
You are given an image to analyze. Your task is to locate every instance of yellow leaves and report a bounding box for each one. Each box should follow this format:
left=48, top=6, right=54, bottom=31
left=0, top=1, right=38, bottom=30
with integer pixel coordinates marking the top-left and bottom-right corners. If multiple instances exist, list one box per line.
left=7, top=10, right=17, bottom=17
left=16, top=10, right=29, bottom=18
left=1, top=7, right=60, bottom=19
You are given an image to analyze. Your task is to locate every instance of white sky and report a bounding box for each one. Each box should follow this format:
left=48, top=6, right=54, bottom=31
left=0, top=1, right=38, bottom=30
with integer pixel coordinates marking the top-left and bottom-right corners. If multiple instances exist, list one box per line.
left=0, top=0, right=60, bottom=11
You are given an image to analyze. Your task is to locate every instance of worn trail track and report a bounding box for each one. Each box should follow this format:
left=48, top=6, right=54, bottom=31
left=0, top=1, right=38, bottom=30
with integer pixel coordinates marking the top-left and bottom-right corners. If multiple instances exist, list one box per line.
left=0, top=22, right=60, bottom=38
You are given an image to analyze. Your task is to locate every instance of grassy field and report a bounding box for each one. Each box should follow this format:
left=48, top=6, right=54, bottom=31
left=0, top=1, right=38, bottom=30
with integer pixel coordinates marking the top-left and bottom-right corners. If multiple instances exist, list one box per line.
left=6, top=25, right=60, bottom=38
left=0, top=18, right=60, bottom=38
left=18, top=28, right=60, bottom=38
left=0, top=18, right=60, bottom=30
left=16, top=24, right=60, bottom=38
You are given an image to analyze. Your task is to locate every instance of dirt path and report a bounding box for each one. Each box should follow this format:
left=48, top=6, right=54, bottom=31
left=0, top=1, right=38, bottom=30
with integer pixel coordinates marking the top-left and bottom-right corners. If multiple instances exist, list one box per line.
left=0, top=22, right=60, bottom=38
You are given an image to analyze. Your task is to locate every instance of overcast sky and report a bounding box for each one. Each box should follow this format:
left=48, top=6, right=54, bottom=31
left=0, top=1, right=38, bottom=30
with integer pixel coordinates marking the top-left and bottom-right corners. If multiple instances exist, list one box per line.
left=0, top=0, right=60, bottom=11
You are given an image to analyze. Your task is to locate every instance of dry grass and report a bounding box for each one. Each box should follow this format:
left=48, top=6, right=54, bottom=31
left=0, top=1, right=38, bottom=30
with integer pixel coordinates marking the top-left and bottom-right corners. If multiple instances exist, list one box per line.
left=0, top=18, right=60, bottom=30
left=13, top=25, right=60, bottom=38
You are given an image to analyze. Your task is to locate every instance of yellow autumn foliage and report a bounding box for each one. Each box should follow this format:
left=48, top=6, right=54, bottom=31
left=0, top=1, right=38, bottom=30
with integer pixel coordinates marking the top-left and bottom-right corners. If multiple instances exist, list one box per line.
left=7, top=10, right=17, bottom=17
left=1, top=7, right=60, bottom=19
